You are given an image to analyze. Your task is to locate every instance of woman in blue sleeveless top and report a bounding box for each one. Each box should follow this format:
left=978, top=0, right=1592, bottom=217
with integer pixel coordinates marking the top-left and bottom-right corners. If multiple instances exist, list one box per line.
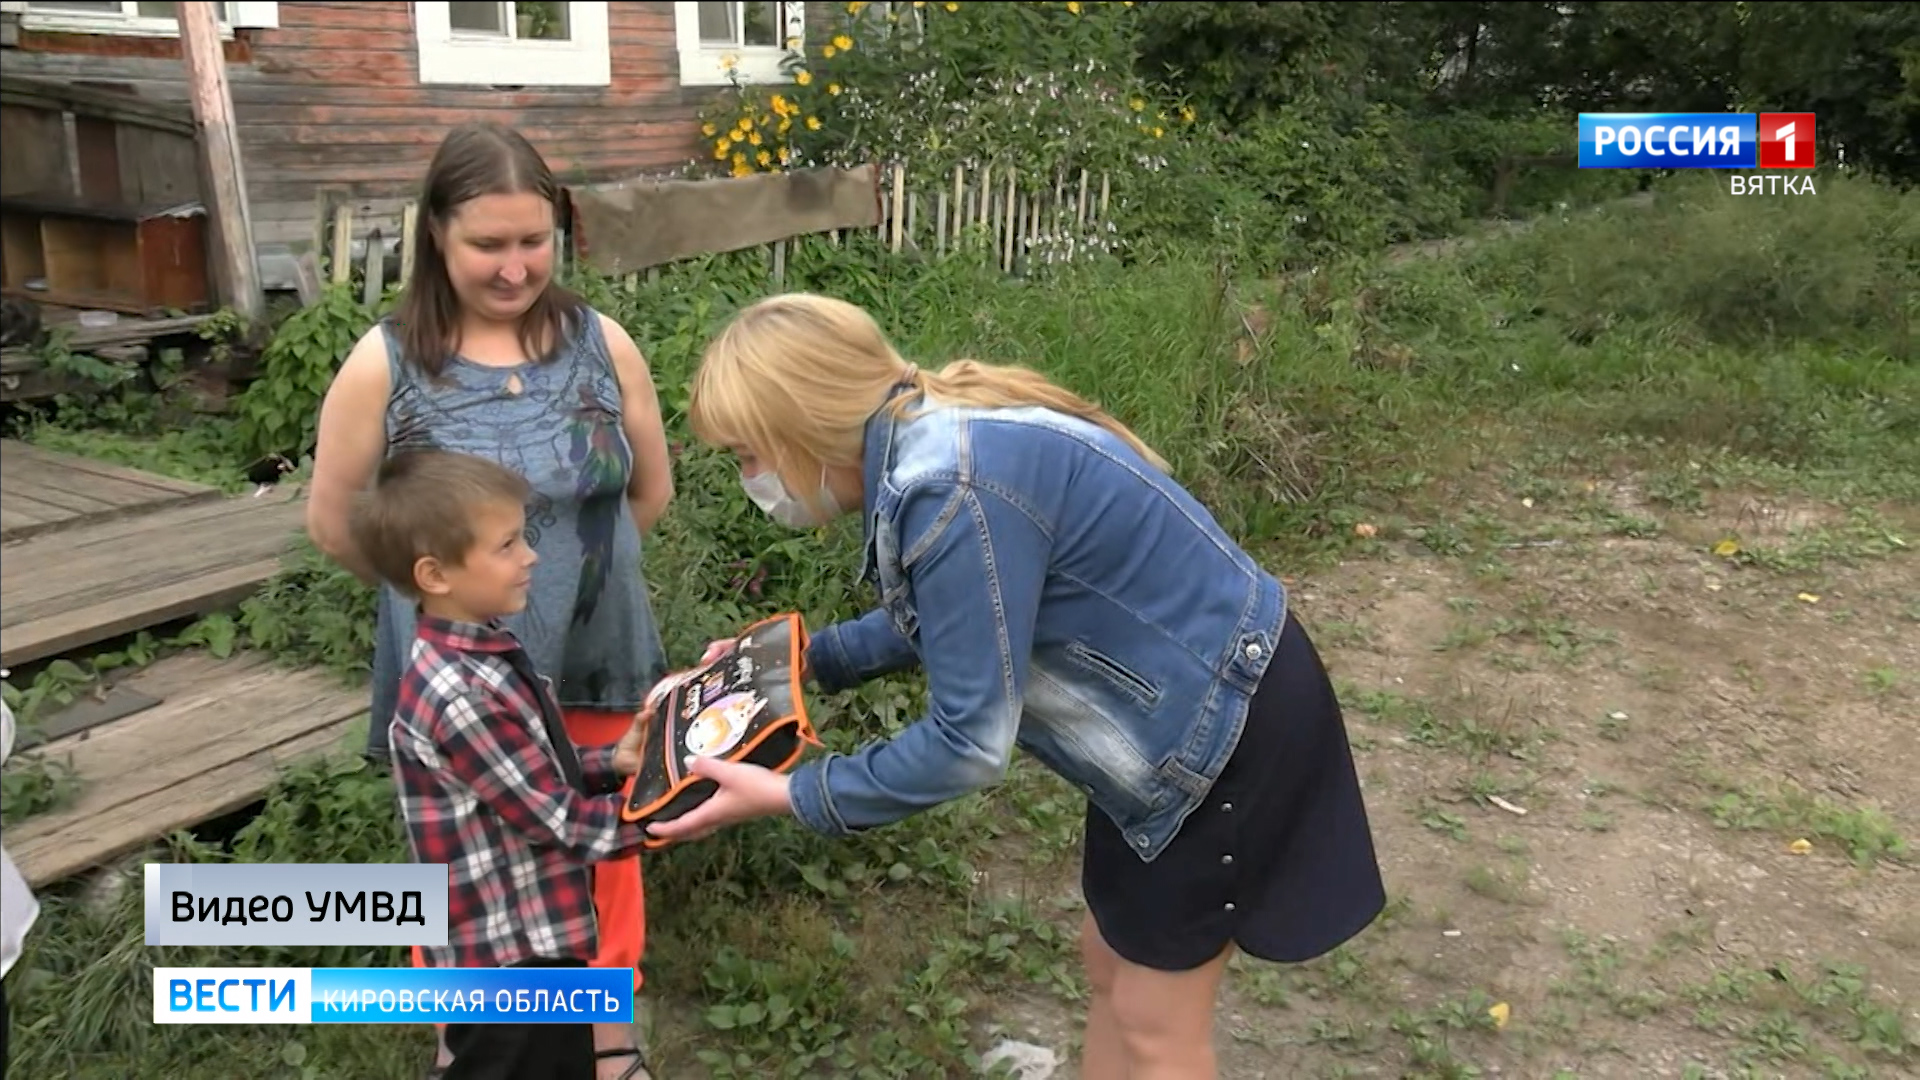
left=305, top=123, right=665, bottom=1080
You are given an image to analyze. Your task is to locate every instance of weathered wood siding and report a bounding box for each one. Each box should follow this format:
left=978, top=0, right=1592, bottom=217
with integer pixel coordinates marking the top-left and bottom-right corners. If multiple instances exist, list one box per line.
left=3, top=1, right=711, bottom=253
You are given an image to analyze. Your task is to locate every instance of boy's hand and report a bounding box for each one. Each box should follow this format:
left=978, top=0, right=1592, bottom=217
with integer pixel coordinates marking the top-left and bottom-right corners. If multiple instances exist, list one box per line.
left=614, top=704, right=651, bottom=776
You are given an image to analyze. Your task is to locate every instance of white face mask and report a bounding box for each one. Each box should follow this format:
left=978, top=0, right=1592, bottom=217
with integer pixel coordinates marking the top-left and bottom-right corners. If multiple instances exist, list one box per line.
left=742, top=467, right=840, bottom=529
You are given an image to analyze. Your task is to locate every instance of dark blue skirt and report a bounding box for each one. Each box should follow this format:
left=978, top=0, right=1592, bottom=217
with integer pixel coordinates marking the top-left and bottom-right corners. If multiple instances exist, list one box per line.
left=1081, top=610, right=1387, bottom=972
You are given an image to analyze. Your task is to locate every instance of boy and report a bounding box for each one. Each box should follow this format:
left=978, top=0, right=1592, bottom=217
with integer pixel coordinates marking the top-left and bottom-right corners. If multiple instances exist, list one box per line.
left=350, top=449, right=655, bottom=1080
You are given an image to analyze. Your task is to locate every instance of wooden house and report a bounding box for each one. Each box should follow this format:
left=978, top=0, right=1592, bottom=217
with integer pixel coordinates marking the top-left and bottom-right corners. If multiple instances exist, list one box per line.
left=0, top=2, right=825, bottom=304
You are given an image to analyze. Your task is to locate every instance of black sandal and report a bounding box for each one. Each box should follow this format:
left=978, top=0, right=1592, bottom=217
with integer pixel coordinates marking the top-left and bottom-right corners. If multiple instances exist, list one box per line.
left=596, top=1047, right=651, bottom=1080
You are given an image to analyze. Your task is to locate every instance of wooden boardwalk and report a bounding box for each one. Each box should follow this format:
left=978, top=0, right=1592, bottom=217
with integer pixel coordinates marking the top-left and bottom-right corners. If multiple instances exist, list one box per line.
left=1, top=438, right=220, bottom=541
left=1, top=440, right=366, bottom=887
left=1, top=478, right=306, bottom=669
left=9, top=653, right=366, bottom=888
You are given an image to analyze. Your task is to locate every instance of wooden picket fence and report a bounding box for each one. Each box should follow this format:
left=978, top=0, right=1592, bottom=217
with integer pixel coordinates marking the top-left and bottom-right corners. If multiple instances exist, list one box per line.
left=313, top=160, right=1116, bottom=303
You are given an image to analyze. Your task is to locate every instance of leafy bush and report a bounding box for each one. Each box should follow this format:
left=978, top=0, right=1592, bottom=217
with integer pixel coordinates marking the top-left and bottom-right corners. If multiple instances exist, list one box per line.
left=232, top=282, right=394, bottom=462
left=691, top=0, right=1188, bottom=272
left=699, top=1, right=1179, bottom=183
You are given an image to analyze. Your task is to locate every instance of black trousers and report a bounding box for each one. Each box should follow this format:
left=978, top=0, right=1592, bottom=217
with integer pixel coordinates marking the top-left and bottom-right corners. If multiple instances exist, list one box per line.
left=442, top=958, right=595, bottom=1080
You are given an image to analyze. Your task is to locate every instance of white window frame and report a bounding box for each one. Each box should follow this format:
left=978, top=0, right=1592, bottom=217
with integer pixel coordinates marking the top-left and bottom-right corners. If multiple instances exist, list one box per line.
left=858, top=1, right=923, bottom=41
left=15, top=1, right=277, bottom=38
left=414, top=2, right=612, bottom=88
left=673, top=1, right=805, bottom=88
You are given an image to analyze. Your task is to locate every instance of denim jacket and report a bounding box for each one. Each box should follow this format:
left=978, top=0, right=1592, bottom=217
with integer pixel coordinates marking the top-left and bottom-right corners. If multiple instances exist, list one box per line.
left=789, top=390, right=1288, bottom=862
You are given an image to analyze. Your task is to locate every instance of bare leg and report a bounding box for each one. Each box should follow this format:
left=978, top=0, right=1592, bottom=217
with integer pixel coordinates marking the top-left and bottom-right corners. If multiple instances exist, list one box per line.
left=1082, top=915, right=1234, bottom=1080
left=593, top=1020, right=646, bottom=1079
left=1079, top=912, right=1129, bottom=1080
left=561, top=710, right=650, bottom=1080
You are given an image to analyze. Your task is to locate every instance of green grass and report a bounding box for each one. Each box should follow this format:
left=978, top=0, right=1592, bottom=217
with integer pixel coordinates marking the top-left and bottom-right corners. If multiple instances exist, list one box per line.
left=4, top=168, right=1916, bottom=1078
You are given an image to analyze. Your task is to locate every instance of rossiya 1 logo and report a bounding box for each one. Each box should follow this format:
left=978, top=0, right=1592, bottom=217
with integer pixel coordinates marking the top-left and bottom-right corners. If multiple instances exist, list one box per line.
left=1577, top=112, right=1818, bottom=195
left=1756, top=113, right=1816, bottom=168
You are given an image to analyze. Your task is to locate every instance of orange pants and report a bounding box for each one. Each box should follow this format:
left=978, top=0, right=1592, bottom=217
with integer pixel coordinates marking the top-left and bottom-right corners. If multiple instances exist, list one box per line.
left=413, top=707, right=647, bottom=1003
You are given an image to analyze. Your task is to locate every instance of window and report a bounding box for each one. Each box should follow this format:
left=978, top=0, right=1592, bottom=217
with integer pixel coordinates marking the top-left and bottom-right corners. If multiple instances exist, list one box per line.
left=18, top=1, right=278, bottom=36
left=673, top=1, right=805, bottom=87
left=854, top=1, right=924, bottom=41
left=415, top=2, right=611, bottom=88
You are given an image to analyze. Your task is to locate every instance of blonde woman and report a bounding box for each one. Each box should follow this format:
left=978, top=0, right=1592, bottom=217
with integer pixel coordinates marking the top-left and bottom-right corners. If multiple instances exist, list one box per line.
left=647, top=293, right=1386, bottom=1079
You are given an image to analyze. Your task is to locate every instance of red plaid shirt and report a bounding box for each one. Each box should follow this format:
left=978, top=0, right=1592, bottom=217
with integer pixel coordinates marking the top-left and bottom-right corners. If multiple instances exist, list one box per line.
left=391, top=615, right=648, bottom=970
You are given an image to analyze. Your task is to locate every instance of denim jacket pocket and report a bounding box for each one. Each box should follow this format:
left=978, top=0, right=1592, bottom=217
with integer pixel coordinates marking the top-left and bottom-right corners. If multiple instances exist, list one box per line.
left=881, top=585, right=918, bottom=640
left=1064, top=641, right=1161, bottom=709
left=871, top=514, right=919, bottom=640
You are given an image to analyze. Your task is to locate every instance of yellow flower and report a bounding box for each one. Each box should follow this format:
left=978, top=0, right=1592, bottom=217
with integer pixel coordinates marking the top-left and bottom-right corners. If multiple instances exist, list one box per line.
left=717, top=136, right=733, bottom=153
left=702, top=122, right=718, bottom=136
left=846, top=0, right=866, bottom=11
left=1067, top=1, right=1080, bottom=12
left=779, top=118, right=793, bottom=133
left=1152, top=126, right=1164, bottom=138
left=779, top=146, right=792, bottom=164
left=944, top=1, right=958, bottom=10
left=732, top=152, right=747, bottom=169
left=828, top=82, right=842, bottom=96
left=1129, top=97, right=1145, bottom=112
left=713, top=143, right=728, bottom=160
left=748, top=130, right=762, bottom=146
left=913, top=1, right=925, bottom=7
left=732, top=160, right=753, bottom=178
left=719, top=52, right=739, bottom=70
left=833, top=35, right=853, bottom=50
left=757, top=150, right=772, bottom=166
left=770, top=93, right=789, bottom=114
left=1180, top=105, right=1196, bottom=123
left=822, top=44, right=837, bottom=58
left=795, top=70, right=813, bottom=85
left=806, top=115, right=822, bottom=130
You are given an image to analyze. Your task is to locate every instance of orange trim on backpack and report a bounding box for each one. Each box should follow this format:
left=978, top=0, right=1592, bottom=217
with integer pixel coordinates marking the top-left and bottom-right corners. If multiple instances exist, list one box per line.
left=618, top=612, right=822, bottom=848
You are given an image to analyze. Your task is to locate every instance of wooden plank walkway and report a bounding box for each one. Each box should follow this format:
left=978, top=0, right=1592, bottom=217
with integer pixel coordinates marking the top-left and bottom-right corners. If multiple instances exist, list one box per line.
left=0, top=485, right=305, bottom=668
left=0, top=442, right=367, bottom=889
left=9, top=651, right=369, bottom=888
left=1, top=438, right=221, bottom=540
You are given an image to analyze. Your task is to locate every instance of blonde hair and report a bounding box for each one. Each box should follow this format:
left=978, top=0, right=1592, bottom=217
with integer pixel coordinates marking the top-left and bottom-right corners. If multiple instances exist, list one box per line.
left=687, top=293, right=1169, bottom=492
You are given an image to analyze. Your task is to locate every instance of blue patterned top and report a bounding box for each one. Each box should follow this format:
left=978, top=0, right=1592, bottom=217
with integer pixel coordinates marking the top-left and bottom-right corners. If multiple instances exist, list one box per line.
left=362, top=310, right=668, bottom=762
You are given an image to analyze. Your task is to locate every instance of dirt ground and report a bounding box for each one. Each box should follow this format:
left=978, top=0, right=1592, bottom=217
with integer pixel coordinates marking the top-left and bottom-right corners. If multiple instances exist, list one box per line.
left=983, top=474, right=1919, bottom=1079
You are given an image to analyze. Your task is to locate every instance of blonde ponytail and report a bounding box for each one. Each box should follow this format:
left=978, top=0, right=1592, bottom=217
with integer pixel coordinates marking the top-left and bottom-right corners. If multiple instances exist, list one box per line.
left=901, top=359, right=1171, bottom=474
left=689, top=293, right=1172, bottom=492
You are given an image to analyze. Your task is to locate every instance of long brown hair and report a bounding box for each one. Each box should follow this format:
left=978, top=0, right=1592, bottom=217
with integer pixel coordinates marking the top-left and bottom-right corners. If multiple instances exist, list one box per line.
left=394, top=121, right=588, bottom=379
